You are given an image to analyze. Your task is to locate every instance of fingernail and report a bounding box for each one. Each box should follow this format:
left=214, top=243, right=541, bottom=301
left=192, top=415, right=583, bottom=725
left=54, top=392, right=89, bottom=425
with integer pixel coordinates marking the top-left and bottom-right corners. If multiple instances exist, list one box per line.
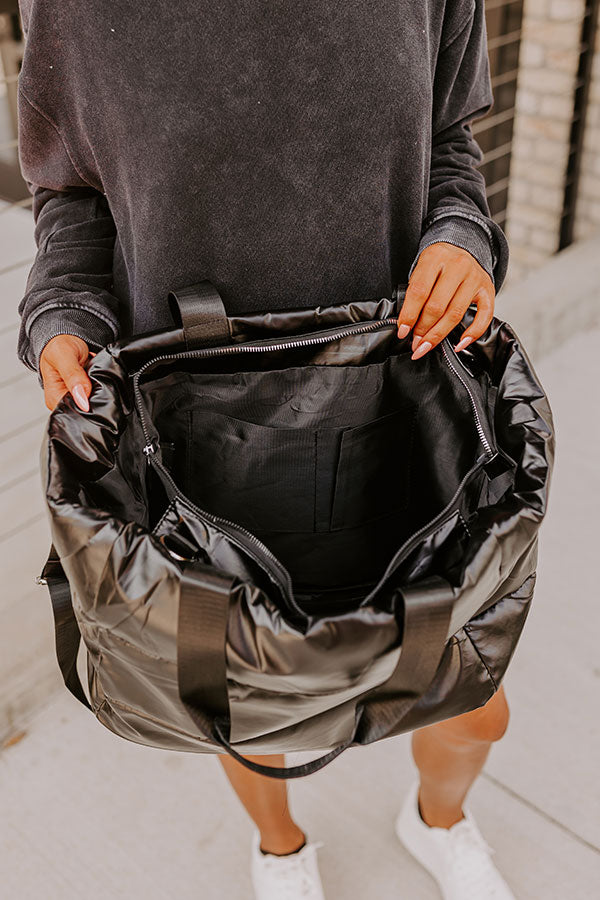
left=412, top=334, right=422, bottom=352
left=397, top=323, right=410, bottom=339
left=411, top=341, right=432, bottom=361
left=454, top=336, right=473, bottom=353
left=72, top=384, right=89, bottom=412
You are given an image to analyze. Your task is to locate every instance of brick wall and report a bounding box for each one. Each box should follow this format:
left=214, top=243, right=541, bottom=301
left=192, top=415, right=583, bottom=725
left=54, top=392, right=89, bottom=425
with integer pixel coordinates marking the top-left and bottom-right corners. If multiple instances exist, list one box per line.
left=503, top=0, right=591, bottom=286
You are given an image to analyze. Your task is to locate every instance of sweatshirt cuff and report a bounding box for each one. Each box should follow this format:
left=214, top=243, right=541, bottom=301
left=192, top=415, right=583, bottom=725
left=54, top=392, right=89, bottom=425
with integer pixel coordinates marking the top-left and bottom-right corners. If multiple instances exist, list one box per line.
left=24, top=307, right=117, bottom=383
left=408, top=215, right=495, bottom=287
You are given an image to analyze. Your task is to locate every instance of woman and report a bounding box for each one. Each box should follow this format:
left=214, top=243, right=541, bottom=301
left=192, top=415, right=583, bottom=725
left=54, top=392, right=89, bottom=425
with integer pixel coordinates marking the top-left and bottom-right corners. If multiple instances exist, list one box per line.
left=17, top=1, right=515, bottom=897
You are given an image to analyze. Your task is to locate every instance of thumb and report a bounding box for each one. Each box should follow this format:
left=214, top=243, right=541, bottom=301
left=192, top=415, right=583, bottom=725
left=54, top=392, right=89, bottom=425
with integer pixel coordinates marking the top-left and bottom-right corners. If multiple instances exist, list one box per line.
left=60, top=355, right=91, bottom=412
left=41, top=335, right=93, bottom=412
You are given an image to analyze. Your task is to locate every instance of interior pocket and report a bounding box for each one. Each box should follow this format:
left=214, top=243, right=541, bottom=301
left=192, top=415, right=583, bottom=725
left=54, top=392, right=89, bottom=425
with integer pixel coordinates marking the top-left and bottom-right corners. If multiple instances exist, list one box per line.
left=330, top=405, right=416, bottom=531
left=187, top=409, right=316, bottom=533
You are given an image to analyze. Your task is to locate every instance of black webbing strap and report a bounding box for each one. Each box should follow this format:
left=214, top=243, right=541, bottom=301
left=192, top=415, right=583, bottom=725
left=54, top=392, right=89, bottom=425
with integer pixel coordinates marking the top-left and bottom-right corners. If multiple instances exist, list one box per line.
left=38, top=542, right=233, bottom=742
left=177, top=562, right=357, bottom=777
left=176, top=558, right=361, bottom=779
left=355, top=575, right=454, bottom=744
left=167, top=281, right=231, bottom=350
left=196, top=577, right=452, bottom=779
left=176, top=561, right=235, bottom=738
left=38, top=541, right=453, bottom=779
left=38, top=541, right=233, bottom=741
left=38, top=544, right=91, bottom=710
left=211, top=707, right=363, bottom=779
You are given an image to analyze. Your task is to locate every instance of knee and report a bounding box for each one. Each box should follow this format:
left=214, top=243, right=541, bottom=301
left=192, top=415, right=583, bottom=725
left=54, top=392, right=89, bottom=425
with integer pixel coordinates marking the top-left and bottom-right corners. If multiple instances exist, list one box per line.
left=445, top=686, right=510, bottom=746
left=470, top=691, right=510, bottom=743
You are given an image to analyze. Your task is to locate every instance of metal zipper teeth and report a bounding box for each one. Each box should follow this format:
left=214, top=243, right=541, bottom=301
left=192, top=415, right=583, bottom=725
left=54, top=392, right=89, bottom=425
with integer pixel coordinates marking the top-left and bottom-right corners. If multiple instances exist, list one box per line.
left=133, top=316, right=400, bottom=383
left=133, top=318, right=400, bottom=620
left=148, top=454, right=302, bottom=619
left=361, top=453, right=490, bottom=607
left=133, top=317, right=399, bottom=472
left=132, top=316, right=494, bottom=616
left=440, top=339, right=494, bottom=457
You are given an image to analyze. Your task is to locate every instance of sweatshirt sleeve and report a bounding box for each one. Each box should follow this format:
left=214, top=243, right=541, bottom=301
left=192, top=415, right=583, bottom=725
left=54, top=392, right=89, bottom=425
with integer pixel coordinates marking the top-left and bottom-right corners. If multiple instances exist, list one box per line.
left=16, top=87, right=121, bottom=376
left=408, top=0, right=509, bottom=292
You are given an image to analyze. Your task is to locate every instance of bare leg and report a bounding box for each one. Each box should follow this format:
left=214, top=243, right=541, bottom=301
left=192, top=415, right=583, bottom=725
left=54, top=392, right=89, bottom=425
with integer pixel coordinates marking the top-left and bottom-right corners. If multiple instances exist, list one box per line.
left=217, top=686, right=509, bottom=849
left=411, top=684, right=510, bottom=828
left=218, top=754, right=307, bottom=855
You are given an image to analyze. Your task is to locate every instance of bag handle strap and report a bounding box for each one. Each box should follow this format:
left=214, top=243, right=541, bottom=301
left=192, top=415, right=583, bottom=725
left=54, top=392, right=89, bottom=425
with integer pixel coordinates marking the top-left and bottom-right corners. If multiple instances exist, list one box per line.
left=38, top=542, right=453, bottom=779
left=36, top=542, right=233, bottom=740
left=37, top=544, right=91, bottom=710
left=176, top=556, right=357, bottom=777
left=353, top=575, right=454, bottom=745
left=176, top=561, right=234, bottom=733
left=38, top=541, right=355, bottom=777
left=36, top=543, right=235, bottom=741
left=167, top=281, right=231, bottom=350
left=211, top=710, right=362, bottom=778
left=204, top=576, right=453, bottom=778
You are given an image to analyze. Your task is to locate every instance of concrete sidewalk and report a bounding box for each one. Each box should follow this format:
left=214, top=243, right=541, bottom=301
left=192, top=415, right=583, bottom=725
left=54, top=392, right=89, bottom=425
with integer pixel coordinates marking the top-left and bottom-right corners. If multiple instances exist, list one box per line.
left=1, top=311, right=599, bottom=896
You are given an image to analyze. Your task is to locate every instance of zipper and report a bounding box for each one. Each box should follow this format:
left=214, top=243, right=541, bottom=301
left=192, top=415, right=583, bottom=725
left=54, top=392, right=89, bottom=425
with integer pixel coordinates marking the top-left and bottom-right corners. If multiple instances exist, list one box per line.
left=133, top=316, right=400, bottom=388
left=133, top=316, right=399, bottom=457
left=360, top=452, right=491, bottom=607
left=147, top=450, right=302, bottom=620
left=132, top=315, right=495, bottom=618
left=440, top=339, right=494, bottom=456
left=134, top=318, right=399, bottom=622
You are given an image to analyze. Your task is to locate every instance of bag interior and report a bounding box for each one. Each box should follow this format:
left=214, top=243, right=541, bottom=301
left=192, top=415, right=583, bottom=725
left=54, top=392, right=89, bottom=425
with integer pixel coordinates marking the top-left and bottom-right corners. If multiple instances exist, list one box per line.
left=137, top=343, right=482, bottom=597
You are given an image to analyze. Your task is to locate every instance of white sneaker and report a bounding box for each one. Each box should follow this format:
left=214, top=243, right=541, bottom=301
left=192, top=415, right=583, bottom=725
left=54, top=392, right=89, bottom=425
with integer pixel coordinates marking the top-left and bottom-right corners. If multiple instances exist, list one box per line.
left=395, top=780, right=516, bottom=899
left=250, top=829, right=326, bottom=900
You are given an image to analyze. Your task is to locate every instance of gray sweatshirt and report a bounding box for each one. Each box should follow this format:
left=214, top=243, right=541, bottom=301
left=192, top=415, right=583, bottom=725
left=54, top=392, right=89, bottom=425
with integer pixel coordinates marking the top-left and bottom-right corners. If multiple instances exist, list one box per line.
left=15, top=0, right=508, bottom=375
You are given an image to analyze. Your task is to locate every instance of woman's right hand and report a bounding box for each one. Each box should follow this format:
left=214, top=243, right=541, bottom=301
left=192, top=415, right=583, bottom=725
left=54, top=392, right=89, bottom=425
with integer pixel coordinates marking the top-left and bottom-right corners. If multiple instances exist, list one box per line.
left=39, top=334, right=95, bottom=412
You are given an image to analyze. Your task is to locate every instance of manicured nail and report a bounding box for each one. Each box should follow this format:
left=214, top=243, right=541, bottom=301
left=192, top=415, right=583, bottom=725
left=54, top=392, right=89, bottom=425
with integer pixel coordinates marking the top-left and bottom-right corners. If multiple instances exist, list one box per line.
left=411, top=341, right=432, bottom=361
left=71, top=384, right=89, bottom=412
left=454, top=336, right=473, bottom=353
left=412, top=334, right=422, bottom=352
left=397, top=323, right=410, bottom=339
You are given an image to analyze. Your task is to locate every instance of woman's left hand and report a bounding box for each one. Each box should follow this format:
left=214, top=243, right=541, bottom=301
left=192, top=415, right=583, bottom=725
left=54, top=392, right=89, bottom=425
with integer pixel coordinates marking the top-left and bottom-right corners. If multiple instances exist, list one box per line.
left=396, top=242, right=495, bottom=360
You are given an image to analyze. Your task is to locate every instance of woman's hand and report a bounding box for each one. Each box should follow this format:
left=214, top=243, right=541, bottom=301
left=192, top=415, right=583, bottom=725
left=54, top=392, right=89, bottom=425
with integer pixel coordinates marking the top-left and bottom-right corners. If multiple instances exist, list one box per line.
left=39, top=334, right=95, bottom=412
left=397, top=242, right=495, bottom=360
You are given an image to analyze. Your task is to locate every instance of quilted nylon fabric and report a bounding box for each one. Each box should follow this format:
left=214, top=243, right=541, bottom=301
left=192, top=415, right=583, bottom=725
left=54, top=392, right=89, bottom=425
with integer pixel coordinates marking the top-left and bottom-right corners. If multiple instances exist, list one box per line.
left=40, top=288, right=554, bottom=769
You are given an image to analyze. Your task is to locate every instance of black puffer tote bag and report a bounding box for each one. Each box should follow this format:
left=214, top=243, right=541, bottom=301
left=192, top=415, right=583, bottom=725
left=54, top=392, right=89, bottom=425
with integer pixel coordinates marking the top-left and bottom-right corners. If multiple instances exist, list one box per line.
left=37, top=281, right=554, bottom=779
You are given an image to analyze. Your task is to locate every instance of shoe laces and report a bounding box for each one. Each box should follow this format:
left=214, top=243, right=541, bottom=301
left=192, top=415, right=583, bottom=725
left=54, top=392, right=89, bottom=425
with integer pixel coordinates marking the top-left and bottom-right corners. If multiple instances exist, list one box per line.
left=260, top=841, right=324, bottom=898
left=446, top=816, right=505, bottom=895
